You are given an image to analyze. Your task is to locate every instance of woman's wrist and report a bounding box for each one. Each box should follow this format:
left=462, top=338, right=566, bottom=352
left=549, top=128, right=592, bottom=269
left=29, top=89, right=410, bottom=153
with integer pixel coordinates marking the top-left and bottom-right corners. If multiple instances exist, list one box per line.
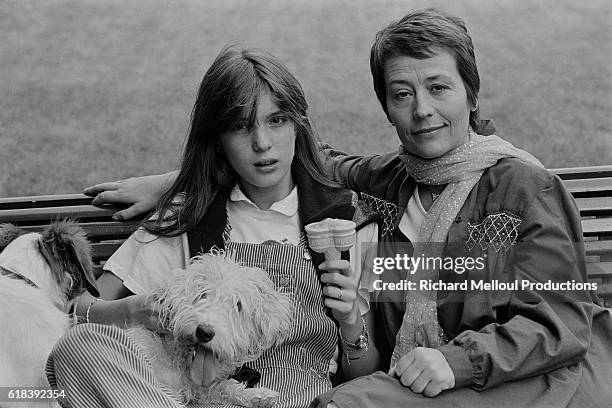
left=77, top=296, right=130, bottom=327
left=339, top=314, right=369, bottom=362
left=122, top=295, right=141, bottom=326
left=338, top=310, right=361, bottom=340
left=85, top=298, right=106, bottom=323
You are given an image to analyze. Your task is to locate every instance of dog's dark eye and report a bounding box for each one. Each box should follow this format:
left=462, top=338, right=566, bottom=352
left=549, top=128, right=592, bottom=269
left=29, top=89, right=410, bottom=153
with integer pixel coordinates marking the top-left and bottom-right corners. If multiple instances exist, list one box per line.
left=194, top=292, right=207, bottom=303
left=236, top=300, right=242, bottom=312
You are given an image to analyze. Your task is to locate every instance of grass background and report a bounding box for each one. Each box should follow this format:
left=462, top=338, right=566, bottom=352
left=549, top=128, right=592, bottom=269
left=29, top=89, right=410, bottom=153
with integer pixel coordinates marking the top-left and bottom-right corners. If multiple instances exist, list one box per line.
left=1, top=0, right=610, bottom=197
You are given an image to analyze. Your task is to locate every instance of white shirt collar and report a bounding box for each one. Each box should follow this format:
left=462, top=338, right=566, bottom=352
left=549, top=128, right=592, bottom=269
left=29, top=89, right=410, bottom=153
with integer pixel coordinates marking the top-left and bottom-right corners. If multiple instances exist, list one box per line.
left=229, top=184, right=299, bottom=217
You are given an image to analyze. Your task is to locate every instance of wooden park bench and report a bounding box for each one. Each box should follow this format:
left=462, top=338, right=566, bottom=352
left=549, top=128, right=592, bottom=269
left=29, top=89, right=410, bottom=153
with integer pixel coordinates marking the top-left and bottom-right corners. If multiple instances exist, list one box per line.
left=1, top=165, right=611, bottom=307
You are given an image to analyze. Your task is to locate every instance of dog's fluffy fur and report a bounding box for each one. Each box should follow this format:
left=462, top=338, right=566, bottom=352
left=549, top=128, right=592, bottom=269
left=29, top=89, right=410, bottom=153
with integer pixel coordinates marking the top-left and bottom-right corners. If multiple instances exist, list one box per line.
left=0, top=221, right=96, bottom=394
left=126, top=251, right=293, bottom=407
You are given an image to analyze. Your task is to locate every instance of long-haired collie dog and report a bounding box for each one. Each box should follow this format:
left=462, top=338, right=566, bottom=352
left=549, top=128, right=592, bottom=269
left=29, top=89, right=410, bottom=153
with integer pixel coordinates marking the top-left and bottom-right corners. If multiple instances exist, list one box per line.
left=0, top=221, right=98, bottom=392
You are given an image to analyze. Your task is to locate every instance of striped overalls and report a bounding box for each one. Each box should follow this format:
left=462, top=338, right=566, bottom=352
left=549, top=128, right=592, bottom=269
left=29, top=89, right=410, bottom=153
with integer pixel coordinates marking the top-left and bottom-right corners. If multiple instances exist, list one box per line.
left=225, top=238, right=337, bottom=407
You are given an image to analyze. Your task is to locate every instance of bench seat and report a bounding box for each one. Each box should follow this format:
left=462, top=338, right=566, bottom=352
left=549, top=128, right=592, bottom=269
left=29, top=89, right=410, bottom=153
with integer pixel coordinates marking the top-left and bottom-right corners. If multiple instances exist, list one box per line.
left=1, top=165, right=611, bottom=306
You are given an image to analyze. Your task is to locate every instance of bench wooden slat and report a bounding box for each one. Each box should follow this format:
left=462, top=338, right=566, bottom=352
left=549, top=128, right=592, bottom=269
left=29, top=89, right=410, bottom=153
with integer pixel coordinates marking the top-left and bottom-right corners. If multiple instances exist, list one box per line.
left=594, top=282, right=612, bottom=299
left=92, top=241, right=124, bottom=261
left=17, top=221, right=142, bottom=241
left=77, top=221, right=142, bottom=240
left=0, top=194, right=92, bottom=210
left=552, top=165, right=612, bottom=179
left=581, top=218, right=612, bottom=236
left=586, top=262, right=612, bottom=279
left=562, top=177, right=612, bottom=196
left=0, top=205, right=117, bottom=223
left=574, top=197, right=612, bottom=216
left=1, top=165, right=611, bottom=306
left=585, top=240, right=612, bottom=257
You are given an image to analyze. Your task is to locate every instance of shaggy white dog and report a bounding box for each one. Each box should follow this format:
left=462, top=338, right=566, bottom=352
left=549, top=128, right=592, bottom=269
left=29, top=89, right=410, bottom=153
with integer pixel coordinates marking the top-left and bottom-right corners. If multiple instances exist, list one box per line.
left=126, top=251, right=293, bottom=407
left=0, top=221, right=97, bottom=406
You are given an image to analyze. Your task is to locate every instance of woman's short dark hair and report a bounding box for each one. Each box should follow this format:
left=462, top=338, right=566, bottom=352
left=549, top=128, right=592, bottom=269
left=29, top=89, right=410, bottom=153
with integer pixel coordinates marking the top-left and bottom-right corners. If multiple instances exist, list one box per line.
left=370, top=8, right=481, bottom=131
left=146, top=44, right=331, bottom=236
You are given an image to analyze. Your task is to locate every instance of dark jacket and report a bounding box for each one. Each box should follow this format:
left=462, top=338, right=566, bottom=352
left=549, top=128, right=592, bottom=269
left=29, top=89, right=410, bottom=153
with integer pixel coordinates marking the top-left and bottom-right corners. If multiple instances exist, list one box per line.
left=319, top=145, right=612, bottom=407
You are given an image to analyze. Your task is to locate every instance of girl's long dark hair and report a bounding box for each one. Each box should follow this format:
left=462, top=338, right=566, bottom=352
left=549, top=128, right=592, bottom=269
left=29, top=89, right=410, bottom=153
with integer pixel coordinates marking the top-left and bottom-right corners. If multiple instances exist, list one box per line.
left=144, top=45, right=333, bottom=237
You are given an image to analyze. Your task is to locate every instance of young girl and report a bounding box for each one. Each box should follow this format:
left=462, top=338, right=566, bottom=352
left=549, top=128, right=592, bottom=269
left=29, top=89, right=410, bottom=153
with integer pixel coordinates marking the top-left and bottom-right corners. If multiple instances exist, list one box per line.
left=46, top=45, right=381, bottom=408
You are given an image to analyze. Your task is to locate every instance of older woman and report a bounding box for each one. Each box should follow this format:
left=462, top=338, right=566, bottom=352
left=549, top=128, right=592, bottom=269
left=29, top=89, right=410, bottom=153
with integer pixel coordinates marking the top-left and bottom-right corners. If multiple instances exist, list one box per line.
left=308, top=8, right=612, bottom=408
left=85, top=8, right=611, bottom=407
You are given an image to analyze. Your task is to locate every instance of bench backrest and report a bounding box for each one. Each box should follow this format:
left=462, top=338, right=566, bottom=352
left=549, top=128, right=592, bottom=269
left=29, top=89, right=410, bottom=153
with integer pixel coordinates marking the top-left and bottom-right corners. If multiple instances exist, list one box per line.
left=1, top=166, right=611, bottom=306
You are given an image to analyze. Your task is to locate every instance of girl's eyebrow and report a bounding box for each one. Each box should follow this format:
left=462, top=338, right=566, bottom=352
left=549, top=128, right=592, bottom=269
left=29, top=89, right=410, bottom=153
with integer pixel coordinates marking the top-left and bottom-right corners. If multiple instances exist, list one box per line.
left=265, top=110, right=285, bottom=119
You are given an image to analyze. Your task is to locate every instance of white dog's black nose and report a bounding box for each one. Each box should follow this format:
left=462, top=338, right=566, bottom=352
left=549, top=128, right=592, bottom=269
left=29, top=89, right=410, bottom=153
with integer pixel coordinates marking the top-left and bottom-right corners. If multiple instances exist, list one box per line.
left=195, top=325, right=215, bottom=343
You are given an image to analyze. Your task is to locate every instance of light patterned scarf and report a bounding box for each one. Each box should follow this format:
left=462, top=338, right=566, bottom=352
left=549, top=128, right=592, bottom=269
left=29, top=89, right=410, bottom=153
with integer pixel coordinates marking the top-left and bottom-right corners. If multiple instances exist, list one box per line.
left=390, top=131, right=543, bottom=366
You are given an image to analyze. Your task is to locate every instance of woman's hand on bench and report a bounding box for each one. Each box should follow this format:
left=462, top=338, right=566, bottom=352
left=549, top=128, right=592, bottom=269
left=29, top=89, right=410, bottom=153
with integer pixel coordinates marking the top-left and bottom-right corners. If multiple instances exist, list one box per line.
left=84, top=171, right=177, bottom=220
